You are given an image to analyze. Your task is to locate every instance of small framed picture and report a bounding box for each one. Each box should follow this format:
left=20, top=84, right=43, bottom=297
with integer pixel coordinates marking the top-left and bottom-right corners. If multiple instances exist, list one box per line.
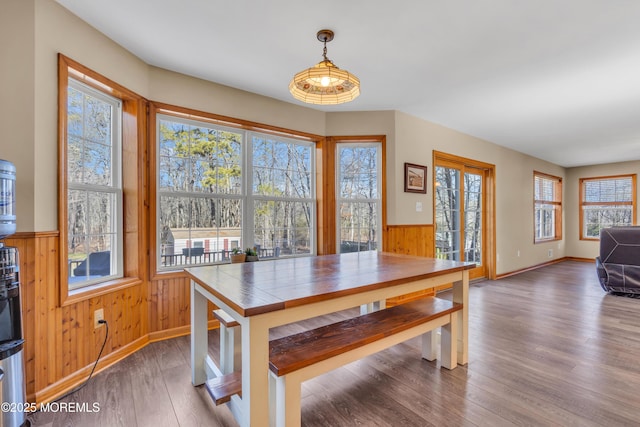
left=404, top=163, right=427, bottom=194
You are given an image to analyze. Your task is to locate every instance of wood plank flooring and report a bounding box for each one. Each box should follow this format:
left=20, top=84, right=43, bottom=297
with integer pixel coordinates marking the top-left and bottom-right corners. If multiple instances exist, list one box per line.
left=28, top=261, right=640, bottom=426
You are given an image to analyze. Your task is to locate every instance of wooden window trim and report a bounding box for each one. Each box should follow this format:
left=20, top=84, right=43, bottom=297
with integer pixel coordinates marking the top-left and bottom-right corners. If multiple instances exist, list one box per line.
left=579, top=174, right=637, bottom=241
left=322, top=136, right=387, bottom=255
left=533, top=171, right=563, bottom=244
left=433, top=151, right=496, bottom=281
left=58, top=54, right=148, bottom=306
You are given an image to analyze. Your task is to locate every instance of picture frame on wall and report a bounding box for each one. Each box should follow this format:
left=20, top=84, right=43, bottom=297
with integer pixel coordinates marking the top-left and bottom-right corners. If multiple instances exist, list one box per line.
left=404, top=162, right=427, bottom=194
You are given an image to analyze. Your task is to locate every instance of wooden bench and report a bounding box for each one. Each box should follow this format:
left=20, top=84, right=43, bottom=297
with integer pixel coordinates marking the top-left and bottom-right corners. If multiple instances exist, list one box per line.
left=268, top=297, right=462, bottom=427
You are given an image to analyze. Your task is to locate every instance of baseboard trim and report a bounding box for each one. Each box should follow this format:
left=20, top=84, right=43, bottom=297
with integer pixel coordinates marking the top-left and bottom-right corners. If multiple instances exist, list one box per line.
left=496, top=258, right=568, bottom=280
left=148, top=320, right=219, bottom=342
left=565, top=257, right=595, bottom=263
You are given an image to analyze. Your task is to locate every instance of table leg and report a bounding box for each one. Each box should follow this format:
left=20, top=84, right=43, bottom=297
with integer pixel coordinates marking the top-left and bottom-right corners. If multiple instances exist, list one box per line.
left=360, top=300, right=385, bottom=314
left=452, top=270, right=469, bottom=365
left=190, top=280, right=209, bottom=386
left=239, top=317, right=270, bottom=427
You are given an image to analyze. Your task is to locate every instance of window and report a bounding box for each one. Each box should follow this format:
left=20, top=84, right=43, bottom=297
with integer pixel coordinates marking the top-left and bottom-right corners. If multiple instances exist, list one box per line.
left=337, top=143, right=382, bottom=253
left=252, top=135, right=315, bottom=257
left=580, top=175, right=636, bottom=239
left=59, top=54, right=145, bottom=300
left=156, top=113, right=315, bottom=269
left=534, top=172, right=562, bottom=243
left=65, top=79, right=123, bottom=290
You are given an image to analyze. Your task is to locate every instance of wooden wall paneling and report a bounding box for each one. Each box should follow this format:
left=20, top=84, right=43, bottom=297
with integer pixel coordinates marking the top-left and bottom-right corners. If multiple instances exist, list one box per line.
left=4, top=234, right=36, bottom=398
left=4, top=232, right=153, bottom=402
left=147, top=274, right=218, bottom=341
left=42, top=234, right=59, bottom=389
left=149, top=275, right=193, bottom=333
left=384, top=224, right=437, bottom=306
left=61, top=304, right=71, bottom=378
left=384, top=224, right=434, bottom=257
left=23, top=237, right=36, bottom=396
left=162, top=279, right=171, bottom=331
left=316, top=137, right=336, bottom=255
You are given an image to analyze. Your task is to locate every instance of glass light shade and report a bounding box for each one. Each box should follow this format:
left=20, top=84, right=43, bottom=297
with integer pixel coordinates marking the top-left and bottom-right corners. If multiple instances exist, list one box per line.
left=289, top=59, right=360, bottom=105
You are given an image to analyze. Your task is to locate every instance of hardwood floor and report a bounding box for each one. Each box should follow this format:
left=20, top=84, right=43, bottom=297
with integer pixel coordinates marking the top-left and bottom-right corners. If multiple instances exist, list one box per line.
left=29, top=261, right=640, bottom=426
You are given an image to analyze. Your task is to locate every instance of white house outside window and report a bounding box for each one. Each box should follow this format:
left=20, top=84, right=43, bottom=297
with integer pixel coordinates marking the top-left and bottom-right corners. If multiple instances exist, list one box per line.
left=156, top=114, right=315, bottom=269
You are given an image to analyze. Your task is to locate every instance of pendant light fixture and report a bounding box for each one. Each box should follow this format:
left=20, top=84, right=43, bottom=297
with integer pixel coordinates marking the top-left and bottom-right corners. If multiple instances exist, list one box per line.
left=289, top=29, right=360, bottom=105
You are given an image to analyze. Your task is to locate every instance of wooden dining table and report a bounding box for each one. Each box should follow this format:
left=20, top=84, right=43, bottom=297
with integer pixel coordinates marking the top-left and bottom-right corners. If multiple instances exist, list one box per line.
left=186, top=251, right=474, bottom=427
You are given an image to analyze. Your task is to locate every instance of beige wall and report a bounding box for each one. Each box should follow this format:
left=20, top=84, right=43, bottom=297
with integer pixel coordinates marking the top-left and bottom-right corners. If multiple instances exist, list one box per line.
left=32, top=0, right=149, bottom=231
left=23, top=0, right=325, bottom=231
left=393, top=111, right=566, bottom=275
left=566, top=160, right=640, bottom=260
left=149, top=67, right=325, bottom=136
left=325, top=110, right=397, bottom=221
left=6, top=0, right=637, bottom=276
left=1, top=0, right=36, bottom=230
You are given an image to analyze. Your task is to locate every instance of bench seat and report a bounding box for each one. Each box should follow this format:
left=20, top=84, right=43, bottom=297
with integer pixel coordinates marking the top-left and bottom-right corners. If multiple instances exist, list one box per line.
left=269, top=296, right=462, bottom=427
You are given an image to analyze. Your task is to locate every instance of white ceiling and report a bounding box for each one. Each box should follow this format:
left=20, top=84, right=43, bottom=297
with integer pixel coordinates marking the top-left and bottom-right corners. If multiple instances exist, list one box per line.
left=56, top=0, right=640, bottom=167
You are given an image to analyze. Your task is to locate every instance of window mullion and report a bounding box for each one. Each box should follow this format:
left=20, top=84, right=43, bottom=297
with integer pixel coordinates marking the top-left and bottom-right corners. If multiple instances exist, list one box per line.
left=244, top=130, right=253, bottom=250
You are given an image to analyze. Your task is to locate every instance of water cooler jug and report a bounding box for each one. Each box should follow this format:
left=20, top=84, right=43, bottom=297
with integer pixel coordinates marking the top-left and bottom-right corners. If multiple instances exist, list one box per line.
left=0, top=159, right=26, bottom=427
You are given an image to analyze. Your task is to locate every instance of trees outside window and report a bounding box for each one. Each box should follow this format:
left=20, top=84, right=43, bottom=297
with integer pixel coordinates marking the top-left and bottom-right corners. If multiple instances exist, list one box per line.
left=252, top=135, right=314, bottom=256
left=337, top=143, right=381, bottom=253
left=580, top=175, right=636, bottom=239
left=66, top=79, right=122, bottom=290
left=156, top=114, right=315, bottom=269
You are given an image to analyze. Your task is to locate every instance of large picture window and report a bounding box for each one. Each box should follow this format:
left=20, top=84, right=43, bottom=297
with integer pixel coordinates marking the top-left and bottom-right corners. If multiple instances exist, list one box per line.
left=337, top=143, right=382, bottom=253
left=534, top=172, right=562, bottom=243
left=156, top=113, right=315, bottom=270
left=580, top=175, right=636, bottom=239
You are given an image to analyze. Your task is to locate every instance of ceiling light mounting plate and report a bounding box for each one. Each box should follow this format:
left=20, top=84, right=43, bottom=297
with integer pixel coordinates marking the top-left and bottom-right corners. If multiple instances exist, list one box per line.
left=317, top=29, right=334, bottom=43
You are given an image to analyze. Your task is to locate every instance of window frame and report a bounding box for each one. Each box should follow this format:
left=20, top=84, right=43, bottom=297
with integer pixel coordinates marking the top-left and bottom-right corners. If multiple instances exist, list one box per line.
left=66, top=79, right=124, bottom=290
left=579, top=174, right=637, bottom=240
left=249, top=132, right=317, bottom=259
left=58, top=54, right=146, bottom=305
left=150, top=103, right=322, bottom=276
left=533, top=171, right=563, bottom=243
left=336, top=142, right=383, bottom=254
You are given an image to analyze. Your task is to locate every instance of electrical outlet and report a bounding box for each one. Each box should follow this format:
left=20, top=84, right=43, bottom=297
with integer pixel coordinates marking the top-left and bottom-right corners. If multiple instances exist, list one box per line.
left=517, top=250, right=520, bottom=257
left=548, top=249, right=553, bottom=258
left=94, top=308, right=104, bottom=328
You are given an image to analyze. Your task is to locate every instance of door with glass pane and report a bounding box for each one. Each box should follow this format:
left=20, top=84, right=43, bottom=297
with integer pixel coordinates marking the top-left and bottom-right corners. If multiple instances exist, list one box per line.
left=435, top=160, right=487, bottom=279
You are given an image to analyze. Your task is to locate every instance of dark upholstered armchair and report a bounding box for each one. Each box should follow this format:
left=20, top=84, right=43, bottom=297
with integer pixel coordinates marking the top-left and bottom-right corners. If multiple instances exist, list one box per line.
left=596, top=227, right=640, bottom=296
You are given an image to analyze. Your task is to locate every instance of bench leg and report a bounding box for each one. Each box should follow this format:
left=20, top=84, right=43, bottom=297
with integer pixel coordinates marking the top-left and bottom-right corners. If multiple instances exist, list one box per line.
left=421, top=328, right=439, bottom=361
left=441, top=314, right=458, bottom=370
left=220, top=324, right=241, bottom=375
left=270, top=373, right=302, bottom=427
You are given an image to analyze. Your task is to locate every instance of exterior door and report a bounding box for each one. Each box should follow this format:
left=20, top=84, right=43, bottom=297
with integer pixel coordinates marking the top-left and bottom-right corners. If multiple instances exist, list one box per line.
left=435, top=156, right=489, bottom=280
